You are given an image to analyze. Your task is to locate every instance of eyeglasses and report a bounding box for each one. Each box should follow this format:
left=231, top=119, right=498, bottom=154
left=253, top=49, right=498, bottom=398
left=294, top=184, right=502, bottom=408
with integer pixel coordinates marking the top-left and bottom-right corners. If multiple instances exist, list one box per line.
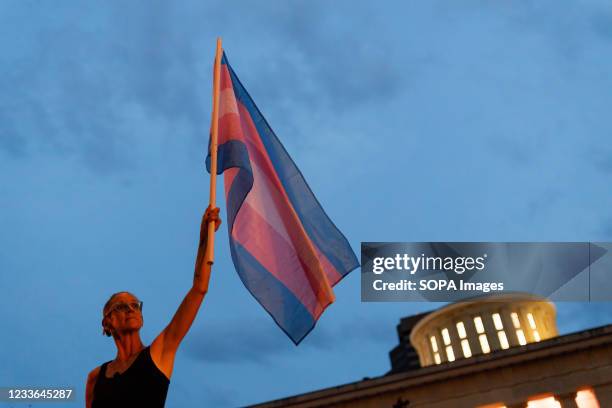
left=104, top=301, right=143, bottom=318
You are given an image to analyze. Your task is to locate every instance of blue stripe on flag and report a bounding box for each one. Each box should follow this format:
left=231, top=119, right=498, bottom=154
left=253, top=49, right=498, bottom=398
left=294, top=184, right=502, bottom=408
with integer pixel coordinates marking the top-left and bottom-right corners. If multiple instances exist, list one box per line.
left=207, top=140, right=253, bottom=228
left=230, top=240, right=316, bottom=344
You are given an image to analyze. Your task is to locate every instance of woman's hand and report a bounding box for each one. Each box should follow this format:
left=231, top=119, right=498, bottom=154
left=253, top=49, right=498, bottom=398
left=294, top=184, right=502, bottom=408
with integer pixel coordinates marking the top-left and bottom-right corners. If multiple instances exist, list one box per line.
left=194, top=206, right=221, bottom=294
left=201, top=205, right=221, bottom=242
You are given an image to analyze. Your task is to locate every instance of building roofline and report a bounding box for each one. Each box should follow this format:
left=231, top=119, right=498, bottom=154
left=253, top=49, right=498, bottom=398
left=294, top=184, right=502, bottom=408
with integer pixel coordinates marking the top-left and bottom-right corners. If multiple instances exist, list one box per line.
left=248, top=323, right=612, bottom=408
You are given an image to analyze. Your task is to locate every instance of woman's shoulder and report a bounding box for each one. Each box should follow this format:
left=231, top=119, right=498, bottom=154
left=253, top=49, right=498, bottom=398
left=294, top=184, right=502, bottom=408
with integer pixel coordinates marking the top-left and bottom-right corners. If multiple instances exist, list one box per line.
left=86, top=365, right=103, bottom=408
left=87, top=365, right=102, bottom=381
left=87, top=360, right=111, bottom=383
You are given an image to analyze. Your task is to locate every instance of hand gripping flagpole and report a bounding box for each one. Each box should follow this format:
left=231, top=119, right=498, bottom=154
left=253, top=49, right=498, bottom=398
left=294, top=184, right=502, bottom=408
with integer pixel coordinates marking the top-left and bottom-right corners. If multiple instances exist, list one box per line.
left=205, top=37, right=222, bottom=266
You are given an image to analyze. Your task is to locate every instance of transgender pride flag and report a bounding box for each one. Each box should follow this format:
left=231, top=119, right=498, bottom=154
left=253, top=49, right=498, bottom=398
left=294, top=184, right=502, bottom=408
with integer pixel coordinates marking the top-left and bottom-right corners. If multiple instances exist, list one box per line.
left=206, top=53, right=359, bottom=344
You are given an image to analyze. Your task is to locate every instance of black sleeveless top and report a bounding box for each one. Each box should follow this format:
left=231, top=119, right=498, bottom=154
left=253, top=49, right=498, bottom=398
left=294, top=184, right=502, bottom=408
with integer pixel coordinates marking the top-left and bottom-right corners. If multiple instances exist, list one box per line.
left=92, top=346, right=170, bottom=408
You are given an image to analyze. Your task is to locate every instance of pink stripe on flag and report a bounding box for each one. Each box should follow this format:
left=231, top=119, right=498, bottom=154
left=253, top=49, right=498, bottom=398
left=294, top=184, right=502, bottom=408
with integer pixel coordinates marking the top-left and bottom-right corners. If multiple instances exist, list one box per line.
left=233, top=202, right=325, bottom=317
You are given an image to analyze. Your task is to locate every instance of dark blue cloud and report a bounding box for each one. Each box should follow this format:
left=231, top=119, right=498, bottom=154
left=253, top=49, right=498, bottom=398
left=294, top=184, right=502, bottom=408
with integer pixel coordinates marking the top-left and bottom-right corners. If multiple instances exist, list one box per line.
left=185, top=315, right=395, bottom=364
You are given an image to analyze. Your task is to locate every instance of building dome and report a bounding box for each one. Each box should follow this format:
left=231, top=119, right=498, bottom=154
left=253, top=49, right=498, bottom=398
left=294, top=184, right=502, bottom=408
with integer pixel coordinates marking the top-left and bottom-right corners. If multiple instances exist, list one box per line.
left=410, top=293, right=557, bottom=367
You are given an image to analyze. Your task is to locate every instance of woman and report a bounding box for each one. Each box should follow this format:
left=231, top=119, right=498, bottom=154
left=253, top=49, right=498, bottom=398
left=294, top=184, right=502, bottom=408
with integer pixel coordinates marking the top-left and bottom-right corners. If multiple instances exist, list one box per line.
left=85, top=206, right=221, bottom=408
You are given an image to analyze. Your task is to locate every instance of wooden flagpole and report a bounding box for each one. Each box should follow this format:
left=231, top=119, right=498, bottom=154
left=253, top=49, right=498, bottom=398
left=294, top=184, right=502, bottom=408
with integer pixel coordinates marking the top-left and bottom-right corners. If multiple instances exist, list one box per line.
left=205, top=37, right=223, bottom=265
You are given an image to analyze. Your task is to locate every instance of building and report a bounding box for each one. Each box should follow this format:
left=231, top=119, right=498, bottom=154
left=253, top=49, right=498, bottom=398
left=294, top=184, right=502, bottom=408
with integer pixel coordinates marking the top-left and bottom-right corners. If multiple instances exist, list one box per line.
left=250, top=294, right=612, bottom=408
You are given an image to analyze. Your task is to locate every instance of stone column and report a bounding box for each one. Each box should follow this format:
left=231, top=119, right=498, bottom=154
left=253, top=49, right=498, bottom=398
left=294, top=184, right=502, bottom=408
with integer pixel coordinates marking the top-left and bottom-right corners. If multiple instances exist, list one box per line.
left=505, top=402, right=526, bottom=408
left=448, top=320, right=464, bottom=359
left=556, top=392, right=578, bottom=408
left=592, top=383, right=612, bottom=406
left=518, top=307, right=535, bottom=343
left=462, top=314, right=481, bottom=356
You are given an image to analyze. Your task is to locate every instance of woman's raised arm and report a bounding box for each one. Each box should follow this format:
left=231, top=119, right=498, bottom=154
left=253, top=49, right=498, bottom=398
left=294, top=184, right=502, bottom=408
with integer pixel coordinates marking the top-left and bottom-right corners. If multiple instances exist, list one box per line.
left=150, top=207, right=221, bottom=378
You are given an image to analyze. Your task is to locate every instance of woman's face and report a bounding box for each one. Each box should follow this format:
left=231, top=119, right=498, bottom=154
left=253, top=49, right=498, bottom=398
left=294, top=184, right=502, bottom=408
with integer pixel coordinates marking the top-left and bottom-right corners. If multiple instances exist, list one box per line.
left=103, top=292, right=143, bottom=337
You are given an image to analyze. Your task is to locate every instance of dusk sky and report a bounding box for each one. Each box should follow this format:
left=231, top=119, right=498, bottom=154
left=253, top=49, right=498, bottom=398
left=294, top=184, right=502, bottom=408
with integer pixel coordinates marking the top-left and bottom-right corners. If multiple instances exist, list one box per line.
left=2, top=1, right=612, bottom=407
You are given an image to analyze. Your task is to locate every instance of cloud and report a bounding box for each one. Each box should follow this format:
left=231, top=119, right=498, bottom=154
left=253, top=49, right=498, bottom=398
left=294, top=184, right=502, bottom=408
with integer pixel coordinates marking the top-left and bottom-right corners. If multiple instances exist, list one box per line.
left=185, top=315, right=395, bottom=364
left=0, top=2, right=210, bottom=172
left=2, top=0, right=410, bottom=175
left=204, top=1, right=408, bottom=114
left=4, top=0, right=612, bottom=178
left=185, top=320, right=293, bottom=364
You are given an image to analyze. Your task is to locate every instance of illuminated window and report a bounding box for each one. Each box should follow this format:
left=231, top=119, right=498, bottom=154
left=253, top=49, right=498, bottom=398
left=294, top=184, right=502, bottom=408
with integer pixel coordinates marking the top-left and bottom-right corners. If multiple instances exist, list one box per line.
left=533, top=330, right=541, bottom=342
left=576, top=389, right=600, bottom=408
left=526, top=396, right=561, bottom=407
left=456, top=321, right=467, bottom=338
left=516, top=329, right=527, bottom=346
left=446, top=345, right=455, bottom=362
left=527, top=313, right=537, bottom=329
left=455, top=321, right=471, bottom=358
left=430, top=335, right=441, bottom=364
left=498, top=331, right=509, bottom=349
left=490, top=312, right=510, bottom=349
left=511, top=312, right=521, bottom=329
left=492, top=313, right=504, bottom=330
left=430, top=336, right=438, bottom=353
left=474, top=316, right=485, bottom=333
left=511, top=312, right=527, bottom=345
left=441, top=328, right=451, bottom=345
left=527, top=312, right=542, bottom=341
left=479, top=334, right=490, bottom=353
left=461, top=339, right=472, bottom=358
